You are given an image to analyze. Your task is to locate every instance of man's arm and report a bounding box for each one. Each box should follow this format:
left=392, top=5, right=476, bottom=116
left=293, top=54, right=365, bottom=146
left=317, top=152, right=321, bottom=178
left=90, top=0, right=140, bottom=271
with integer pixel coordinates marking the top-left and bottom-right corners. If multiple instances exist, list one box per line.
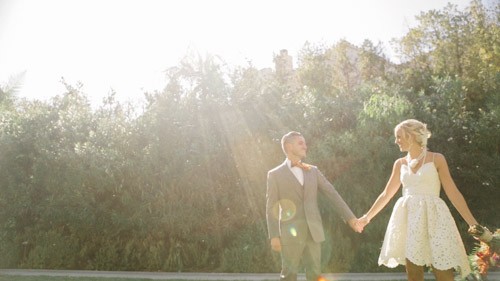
left=266, top=171, right=281, bottom=250
left=315, top=168, right=358, bottom=228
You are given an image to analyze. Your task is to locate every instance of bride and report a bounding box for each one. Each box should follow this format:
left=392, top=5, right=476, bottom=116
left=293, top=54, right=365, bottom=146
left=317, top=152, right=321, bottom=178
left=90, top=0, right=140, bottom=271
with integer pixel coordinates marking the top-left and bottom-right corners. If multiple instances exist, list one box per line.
left=357, top=119, right=479, bottom=281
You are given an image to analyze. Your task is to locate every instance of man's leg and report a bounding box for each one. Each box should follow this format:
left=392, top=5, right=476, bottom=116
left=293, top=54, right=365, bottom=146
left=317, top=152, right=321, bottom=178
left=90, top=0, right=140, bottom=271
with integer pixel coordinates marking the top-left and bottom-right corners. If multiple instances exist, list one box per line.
left=280, top=242, right=304, bottom=281
left=303, top=238, right=321, bottom=281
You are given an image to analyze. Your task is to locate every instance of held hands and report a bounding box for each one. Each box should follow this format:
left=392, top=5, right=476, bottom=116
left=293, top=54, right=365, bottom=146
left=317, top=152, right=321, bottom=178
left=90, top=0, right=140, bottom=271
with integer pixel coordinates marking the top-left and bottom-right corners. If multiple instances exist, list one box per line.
left=348, top=218, right=364, bottom=233
left=348, top=215, right=371, bottom=233
left=357, top=215, right=370, bottom=231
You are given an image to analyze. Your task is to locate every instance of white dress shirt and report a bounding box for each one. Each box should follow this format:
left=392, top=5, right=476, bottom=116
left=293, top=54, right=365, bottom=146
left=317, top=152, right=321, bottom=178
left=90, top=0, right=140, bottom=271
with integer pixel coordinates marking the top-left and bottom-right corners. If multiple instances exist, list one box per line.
left=286, top=158, right=304, bottom=185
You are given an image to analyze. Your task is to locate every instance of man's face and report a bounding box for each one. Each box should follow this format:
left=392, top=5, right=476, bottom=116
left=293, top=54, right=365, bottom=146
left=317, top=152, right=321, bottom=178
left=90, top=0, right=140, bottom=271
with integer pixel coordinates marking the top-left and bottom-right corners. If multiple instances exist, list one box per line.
left=286, top=136, right=307, bottom=159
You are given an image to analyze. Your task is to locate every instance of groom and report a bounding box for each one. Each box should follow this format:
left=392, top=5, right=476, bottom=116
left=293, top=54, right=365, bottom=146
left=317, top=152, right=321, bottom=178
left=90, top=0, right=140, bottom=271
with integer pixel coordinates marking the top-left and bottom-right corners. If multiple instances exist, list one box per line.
left=266, top=131, right=362, bottom=281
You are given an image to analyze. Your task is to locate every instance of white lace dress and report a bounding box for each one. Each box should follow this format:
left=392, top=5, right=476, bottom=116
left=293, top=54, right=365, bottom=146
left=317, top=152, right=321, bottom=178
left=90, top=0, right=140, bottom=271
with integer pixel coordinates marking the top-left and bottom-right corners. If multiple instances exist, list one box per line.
left=378, top=159, right=471, bottom=278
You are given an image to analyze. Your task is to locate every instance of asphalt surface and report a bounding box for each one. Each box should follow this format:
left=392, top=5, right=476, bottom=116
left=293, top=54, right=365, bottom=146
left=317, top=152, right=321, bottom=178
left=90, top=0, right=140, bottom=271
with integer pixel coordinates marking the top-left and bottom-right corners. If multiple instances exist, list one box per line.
left=1, top=270, right=499, bottom=280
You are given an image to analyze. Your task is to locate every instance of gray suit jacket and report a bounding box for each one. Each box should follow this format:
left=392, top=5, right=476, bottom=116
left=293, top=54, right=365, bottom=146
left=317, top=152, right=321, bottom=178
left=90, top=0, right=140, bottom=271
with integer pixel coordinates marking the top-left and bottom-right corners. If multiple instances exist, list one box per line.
left=266, top=160, right=355, bottom=244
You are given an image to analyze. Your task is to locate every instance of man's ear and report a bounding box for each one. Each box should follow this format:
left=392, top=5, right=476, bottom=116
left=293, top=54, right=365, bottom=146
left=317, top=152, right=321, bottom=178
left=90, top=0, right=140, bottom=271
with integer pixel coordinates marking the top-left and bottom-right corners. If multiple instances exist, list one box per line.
left=283, top=142, right=291, bottom=154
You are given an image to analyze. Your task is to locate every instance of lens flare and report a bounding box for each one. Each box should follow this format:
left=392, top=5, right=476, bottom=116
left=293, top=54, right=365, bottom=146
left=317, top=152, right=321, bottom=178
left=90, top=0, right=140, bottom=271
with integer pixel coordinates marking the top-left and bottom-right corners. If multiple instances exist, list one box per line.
left=289, top=226, right=297, bottom=237
left=272, top=199, right=296, bottom=221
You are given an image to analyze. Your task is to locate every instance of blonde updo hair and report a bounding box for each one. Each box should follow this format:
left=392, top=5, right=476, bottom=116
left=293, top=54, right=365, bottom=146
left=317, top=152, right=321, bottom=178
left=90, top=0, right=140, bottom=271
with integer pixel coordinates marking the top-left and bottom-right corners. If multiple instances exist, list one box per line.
left=395, top=119, right=432, bottom=148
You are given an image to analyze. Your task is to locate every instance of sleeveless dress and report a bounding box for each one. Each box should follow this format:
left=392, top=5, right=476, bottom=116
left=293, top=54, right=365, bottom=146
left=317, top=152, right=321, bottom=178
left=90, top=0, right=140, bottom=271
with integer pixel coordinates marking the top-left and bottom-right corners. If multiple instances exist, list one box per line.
left=378, top=156, right=471, bottom=278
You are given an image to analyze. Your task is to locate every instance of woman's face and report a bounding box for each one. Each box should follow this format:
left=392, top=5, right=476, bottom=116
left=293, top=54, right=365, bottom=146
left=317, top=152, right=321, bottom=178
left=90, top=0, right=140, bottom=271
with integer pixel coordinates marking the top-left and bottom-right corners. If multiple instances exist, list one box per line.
left=394, top=127, right=412, bottom=152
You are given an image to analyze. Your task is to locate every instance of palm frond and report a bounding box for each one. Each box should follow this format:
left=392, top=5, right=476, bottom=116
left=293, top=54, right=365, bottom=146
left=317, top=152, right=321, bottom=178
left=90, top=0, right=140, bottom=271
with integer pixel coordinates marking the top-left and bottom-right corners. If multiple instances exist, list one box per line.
left=0, top=70, right=26, bottom=101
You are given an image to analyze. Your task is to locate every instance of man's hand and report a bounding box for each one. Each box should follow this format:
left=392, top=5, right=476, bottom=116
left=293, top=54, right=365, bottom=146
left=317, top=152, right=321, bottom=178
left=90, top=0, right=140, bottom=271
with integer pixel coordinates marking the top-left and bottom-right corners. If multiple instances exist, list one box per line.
left=357, top=215, right=370, bottom=230
left=270, top=237, right=281, bottom=252
left=348, top=218, right=364, bottom=233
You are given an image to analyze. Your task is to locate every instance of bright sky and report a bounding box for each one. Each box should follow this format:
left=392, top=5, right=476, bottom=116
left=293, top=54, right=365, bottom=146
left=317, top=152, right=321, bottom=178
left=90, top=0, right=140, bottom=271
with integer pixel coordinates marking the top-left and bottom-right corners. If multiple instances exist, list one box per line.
left=0, top=0, right=474, bottom=107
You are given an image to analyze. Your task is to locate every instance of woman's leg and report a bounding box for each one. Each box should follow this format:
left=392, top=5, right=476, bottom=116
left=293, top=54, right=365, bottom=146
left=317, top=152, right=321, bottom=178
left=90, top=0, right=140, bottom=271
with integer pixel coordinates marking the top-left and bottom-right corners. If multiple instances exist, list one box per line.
left=405, top=259, right=424, bottom=281
left=431, top=266, right=454, bottom=281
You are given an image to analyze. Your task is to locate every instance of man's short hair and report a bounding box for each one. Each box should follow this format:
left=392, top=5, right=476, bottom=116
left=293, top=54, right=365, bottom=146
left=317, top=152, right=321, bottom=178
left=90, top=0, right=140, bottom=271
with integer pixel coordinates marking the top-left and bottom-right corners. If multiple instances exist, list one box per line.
left=281, top=131, right=302, bottom=155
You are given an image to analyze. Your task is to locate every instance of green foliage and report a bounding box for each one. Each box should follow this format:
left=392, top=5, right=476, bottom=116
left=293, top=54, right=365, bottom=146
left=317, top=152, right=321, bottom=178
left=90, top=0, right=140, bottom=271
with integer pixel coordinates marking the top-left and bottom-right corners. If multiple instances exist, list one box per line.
left=219, top=222, right=279, bottom=273
left=0, top=1, right=498, bottom=274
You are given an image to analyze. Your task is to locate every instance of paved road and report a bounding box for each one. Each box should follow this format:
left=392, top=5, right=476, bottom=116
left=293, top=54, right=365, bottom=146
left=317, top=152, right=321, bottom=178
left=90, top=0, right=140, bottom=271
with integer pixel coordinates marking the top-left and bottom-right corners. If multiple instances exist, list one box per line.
left=1, top=269, right=500, bottom=281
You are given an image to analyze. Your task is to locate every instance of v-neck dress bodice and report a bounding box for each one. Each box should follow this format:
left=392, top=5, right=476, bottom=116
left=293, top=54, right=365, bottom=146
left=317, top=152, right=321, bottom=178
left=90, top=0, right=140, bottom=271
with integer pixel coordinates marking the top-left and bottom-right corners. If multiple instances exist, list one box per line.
left=378, top=161, right=471, bottom=278
left=401, top=162, right=440, bottom=196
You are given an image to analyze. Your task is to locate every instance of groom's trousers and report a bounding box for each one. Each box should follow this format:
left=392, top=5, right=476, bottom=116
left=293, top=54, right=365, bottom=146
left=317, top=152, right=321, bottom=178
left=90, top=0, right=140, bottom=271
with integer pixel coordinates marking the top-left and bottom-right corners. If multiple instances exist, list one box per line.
left=279, top=231, right=321, bottom=281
